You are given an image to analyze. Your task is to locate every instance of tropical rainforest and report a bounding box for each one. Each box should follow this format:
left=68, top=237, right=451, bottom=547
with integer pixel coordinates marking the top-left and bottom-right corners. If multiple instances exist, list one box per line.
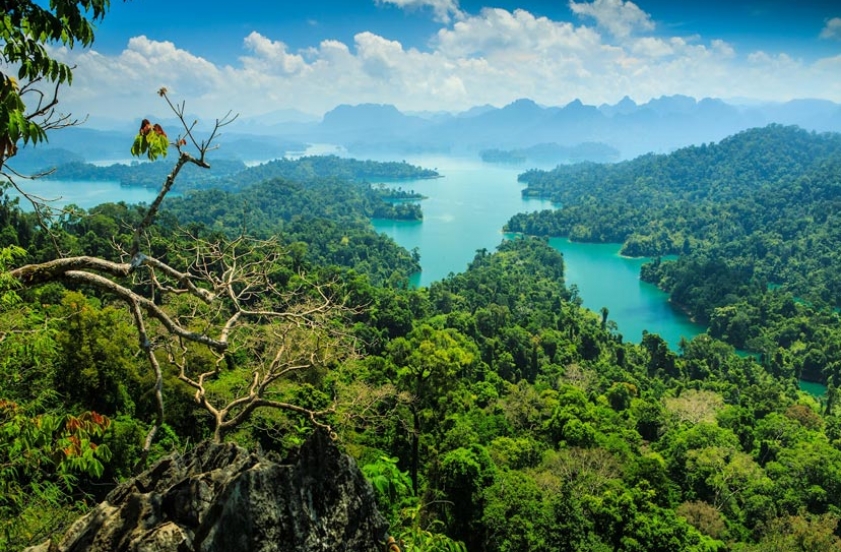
left=3, top=3, right=841, bottom=551
left=4, top=128, right=841, bottom=550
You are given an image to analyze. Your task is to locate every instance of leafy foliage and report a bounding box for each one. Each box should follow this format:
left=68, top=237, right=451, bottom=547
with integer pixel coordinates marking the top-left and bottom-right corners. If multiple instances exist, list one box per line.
left=1, top=0, right=110, bottom=165
left=130, top=119, right=170, bottom=161
left=0, top=400, right=111, bottom=549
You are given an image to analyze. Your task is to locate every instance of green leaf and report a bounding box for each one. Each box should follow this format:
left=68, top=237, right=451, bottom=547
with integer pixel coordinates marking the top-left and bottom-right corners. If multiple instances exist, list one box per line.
left=130, top=134, right=144, bottom=157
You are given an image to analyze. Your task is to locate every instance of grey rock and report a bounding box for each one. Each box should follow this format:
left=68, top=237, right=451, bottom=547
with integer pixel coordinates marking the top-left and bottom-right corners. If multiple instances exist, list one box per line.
left=26, top=431, right=388, bottom=552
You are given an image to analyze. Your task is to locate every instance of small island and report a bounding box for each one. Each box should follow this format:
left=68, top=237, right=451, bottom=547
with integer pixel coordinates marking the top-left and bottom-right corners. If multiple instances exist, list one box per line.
left=480, top=142, right=620, bottom=166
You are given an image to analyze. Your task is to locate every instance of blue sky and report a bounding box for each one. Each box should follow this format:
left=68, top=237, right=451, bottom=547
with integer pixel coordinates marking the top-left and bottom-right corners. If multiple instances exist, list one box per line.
left=95, top=0, right=839, bottom=61
left=52, top=0, right=841, bottom=121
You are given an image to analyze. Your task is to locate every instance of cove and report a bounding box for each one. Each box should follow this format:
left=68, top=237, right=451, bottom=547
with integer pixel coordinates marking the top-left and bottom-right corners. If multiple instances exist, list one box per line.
left=547, top=238, right=702, bottom=347
left=371, top=156, right=705, bottom=349
left=4, top=179, right=162, bottom=210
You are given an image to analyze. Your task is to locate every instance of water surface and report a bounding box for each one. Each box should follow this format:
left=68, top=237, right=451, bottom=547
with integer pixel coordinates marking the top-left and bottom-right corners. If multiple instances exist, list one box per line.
left=372, top=156, right=553, bottom=286
left=372, top=157, right=704, bottom=348
left=4, top=179, right=161, bottom=210
left=549, top=238, right=702, bottom=347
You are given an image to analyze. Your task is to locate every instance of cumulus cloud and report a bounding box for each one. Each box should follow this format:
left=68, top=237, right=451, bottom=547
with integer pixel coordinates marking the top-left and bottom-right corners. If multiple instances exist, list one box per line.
left=569, top=0, right=654, bottom=39
left=49, top=36, right=224, bottom=118
left=47, top=5, right=841, bottom=122
left=241, top=32, right=307, bottom=75
left=436, top=8, right=600, bottom=58
left=820, top=17, right=841, bottom=40
left=377, top=0, right=464, bottom=23
left=355, top=32, right=405, bottom=78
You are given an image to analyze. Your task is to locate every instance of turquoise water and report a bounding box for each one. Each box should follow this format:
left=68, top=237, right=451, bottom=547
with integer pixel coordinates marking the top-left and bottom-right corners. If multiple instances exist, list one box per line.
left=372, top=157, right=705, bottom=348
left=371, top=156, right=554, bottom=287
left=548, top=238, right=702, bottom=347
left=799, top=380, right=827, bottom=398
left=4, top=179, right=161, bottom=210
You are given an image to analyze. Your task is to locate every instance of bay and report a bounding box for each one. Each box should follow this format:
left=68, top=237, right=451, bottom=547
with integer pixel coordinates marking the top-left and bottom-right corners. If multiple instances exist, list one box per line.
left=371, top=156, right=705, bottom=349
left=548, top=238, right=702, bottom=347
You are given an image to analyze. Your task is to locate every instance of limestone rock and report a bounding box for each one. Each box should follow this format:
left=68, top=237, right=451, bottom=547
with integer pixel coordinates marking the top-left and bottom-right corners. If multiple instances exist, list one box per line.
left=27, top=431, right=388, bottom=552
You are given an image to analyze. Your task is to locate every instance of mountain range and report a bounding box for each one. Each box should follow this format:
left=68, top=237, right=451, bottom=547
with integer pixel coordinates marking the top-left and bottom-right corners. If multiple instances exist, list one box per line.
left=310, top=95, right=841, bottom=160
left=12, top=95, right=841, bottom=169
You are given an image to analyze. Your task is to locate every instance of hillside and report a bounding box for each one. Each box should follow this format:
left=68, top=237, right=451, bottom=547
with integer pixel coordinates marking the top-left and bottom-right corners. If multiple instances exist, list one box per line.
left=506, top=125, right=841, bottom=382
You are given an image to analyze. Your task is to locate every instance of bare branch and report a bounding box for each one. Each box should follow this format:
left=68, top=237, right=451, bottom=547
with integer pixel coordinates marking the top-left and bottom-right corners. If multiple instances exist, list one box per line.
left=130, top=300, right=165, bottom=470
left=88, top=272, right=227, bottom=347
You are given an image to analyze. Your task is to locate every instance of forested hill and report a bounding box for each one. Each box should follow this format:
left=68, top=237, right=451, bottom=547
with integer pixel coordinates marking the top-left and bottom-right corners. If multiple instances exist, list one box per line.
left=505, top=125, right=841, bottom=379
left=209, top=155, right=440, bottom=192
left=506, top=125, right=841, bottom=304
left=517, top=124, right=841, bottom=207
left=46, top=154, right=439, bottom=192
left=0, top=178, right=422, bottom=287
left=158, top=177, right=421, bottom=284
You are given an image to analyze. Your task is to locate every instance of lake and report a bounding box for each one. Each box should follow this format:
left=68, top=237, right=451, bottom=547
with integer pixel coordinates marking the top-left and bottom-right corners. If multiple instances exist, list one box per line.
left=4, top=157, right=824, bottom=394
left=371, top=156, right=705, bottom=349
left=3, top=179, right=161, bottom=210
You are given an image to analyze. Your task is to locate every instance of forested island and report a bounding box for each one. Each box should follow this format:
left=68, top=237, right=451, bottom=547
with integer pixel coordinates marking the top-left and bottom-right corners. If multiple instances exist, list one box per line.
left=480, top=142, right=620, bottom=165
left=44, top=154, right=440, bottom=194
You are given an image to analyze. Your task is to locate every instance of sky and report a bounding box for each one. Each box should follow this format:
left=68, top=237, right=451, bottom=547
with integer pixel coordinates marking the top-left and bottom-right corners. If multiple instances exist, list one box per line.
left=43, top=0, right=841, bottom=123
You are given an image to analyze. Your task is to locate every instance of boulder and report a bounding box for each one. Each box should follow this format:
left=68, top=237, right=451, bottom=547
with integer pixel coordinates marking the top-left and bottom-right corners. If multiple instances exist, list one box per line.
left=27, top=431, right=388, bottom=552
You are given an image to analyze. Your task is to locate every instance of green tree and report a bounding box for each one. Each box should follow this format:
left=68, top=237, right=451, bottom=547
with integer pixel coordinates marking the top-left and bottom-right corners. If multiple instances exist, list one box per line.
left=1, top=0, right=111, bottom=170
left=388, top=324, right=478, bottom=492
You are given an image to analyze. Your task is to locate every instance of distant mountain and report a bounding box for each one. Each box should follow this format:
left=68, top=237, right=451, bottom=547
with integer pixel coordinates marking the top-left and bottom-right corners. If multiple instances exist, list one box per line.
left=456, top=104, right=497, bottom=118
left=9, top=146, right=85, bottom=173
left=7, top=125, right=306, bottom=169
left=756, top=99, right=841, bottom=131
left=236, top=108, right=320, bottom=126
left=404, top=109, right=454, bottom=122
left=32, top=127, right=136, bottom=163
left=272, top=95, right=841, bottom=159
left=598, top=95, right=637, bottom=117
left=38, top=95, right=841, bottom=165
left=643, top=94, right=698, bottom=115
left=416, top=98, right=558, bottom=152
left=321, top=103, right=429, bottom=133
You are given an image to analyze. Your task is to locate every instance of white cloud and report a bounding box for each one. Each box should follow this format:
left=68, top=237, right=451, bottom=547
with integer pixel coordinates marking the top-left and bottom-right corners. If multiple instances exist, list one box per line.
left=820, top=17, right=841, bottom=40
left=241, top=32, right=307, bottom=75
left=377, top=0, right=464, bottom=23
left=630, top=37, right=674, bottom=58
left=49, top=36, right=224, bottom=118
left=355, top=32, right=405, bottom=79
left=568, top=0, right=654, bottom=39
left=436, top=8, right=600, bottom=58
left=45, top=6, right=841, bottom=124
left=710, top=39, right=735, bottom=58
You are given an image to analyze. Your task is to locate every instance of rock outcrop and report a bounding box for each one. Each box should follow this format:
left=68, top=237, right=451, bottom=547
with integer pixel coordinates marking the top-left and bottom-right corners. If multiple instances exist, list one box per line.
left=26, top=431, right=388, bottom=552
